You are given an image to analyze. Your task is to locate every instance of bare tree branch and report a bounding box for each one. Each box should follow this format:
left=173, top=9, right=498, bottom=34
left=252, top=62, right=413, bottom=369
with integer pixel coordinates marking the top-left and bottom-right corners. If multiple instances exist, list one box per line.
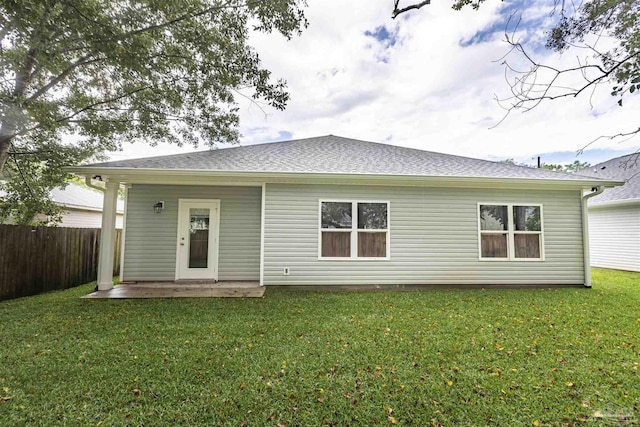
left=392, top=1, right=431, bottom=19
left=24, top=54, right=101, bottom=103
left=490, top=13, right=640, bottom=140
left=579, top=127, right=640, bottom=155
left=54, top=85, right=156, bottom=124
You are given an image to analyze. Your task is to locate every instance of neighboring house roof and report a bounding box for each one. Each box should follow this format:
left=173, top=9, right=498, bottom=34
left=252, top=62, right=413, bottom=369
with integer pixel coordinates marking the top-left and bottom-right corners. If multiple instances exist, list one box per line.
left=83, top=135, right=610, bottom=181
left=578, top=153, right=640, bottom=204
left=1, top=183, right=124, bottom=213
left=51, top=183, right=125, bottom=213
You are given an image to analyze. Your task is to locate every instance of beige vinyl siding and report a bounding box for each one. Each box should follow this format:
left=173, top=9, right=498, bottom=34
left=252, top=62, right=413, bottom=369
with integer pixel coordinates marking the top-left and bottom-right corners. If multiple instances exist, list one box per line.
left=123, top=185, right=261, bottom=281
left=588, top=204, right=640, bottom=272
left=57, top=209, right=124, bottom=229
left=263, top=184, right=585, bottom=286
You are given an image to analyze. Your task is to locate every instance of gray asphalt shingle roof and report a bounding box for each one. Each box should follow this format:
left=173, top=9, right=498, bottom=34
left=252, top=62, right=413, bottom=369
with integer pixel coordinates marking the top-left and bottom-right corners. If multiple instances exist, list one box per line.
left=51, top=184, right=124, bottom=212
left=84, top=135, right=611, bottom=182
left=578, top=153, right=640, bottom=203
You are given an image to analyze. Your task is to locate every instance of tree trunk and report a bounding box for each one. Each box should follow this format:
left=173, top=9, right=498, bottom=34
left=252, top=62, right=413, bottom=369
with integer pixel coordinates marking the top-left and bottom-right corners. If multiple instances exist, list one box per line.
left=0, top=127, right=14, bottom=174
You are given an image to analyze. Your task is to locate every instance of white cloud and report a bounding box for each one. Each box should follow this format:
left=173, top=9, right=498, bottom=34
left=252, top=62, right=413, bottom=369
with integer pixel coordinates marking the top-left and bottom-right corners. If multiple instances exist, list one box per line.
left=114, top=0, right=640, bottom=164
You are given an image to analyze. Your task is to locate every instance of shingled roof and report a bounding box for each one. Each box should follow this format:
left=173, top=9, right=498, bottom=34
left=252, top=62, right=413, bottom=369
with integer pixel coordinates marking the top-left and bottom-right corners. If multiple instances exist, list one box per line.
left=578, top=153, right=640, bottom=203
left=50, top=184, right=124, bottom=212
left=79, top=135, right=619, bottom=184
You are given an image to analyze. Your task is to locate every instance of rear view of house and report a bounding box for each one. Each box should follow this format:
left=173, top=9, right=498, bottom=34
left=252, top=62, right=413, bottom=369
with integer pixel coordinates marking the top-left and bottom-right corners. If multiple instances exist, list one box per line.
left=68, top=135, right=622, bottom=290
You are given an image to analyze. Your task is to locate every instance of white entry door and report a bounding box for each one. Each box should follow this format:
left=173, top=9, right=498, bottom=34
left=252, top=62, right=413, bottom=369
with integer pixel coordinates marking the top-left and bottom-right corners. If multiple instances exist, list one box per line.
left=176, top=199, right=220, bottom=280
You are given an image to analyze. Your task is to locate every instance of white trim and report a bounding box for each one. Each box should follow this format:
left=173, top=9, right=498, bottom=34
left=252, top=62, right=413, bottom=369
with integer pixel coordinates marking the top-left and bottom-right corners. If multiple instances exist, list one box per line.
left=55, top=203, right=124, bottom=214
left=119, top=185, right=129, bottom=280
left=67, top=167, right=624, bottom=190
left=259, top=183, right=266, bottom=287
left=318, top=200, right=391, bottom=261
left=175, top=199, right=220, bottom=281
left=589, top=198, right=640, bottom=209
left=477, top=203, right=545, bottom=261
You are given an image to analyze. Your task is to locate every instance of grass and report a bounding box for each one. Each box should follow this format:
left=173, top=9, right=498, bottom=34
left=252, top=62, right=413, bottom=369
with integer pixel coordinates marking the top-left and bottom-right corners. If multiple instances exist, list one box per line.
left=0, top=269, right=639, bottom=426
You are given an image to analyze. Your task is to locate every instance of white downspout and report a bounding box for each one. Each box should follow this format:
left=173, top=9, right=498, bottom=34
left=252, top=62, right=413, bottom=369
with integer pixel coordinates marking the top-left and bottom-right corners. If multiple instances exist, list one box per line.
left=259, top=182, right=266, bottom=286
left=581, top=186, right=604, bottom=288
left=85, top=176, right=105, bottom=193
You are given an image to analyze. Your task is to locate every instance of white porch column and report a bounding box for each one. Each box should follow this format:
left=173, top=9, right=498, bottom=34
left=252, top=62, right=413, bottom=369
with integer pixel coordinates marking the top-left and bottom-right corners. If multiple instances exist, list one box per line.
left=97, top=180, right=119, bottom=291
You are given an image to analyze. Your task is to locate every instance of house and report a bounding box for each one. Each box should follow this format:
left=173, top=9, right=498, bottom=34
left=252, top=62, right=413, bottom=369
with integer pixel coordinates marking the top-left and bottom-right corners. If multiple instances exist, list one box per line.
left=579, top=153, right=640, bottom=272
left=47, top=184, right=125, bottom=228
left=67, top=135, right=622, bottom=291
left=1, top=183, right=124, bottom=228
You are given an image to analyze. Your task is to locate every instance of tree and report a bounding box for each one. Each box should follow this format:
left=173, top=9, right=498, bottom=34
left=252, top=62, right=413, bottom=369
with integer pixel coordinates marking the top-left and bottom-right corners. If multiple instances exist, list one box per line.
left=501, top=158, right=591, bottom=172
left=540, top=163, right=565, bottom=172
left=0, top=0, right=307, bottom=224
left=541, top=160, right=591, bottom=172
left=392, top=1, right=640, bottom=142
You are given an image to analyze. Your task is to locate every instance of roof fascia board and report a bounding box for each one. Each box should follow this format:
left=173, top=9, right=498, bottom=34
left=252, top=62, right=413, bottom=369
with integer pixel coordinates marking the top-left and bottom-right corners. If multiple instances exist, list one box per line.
left=66, top=167, right=624, bottom=190
left=59, top=204, right=125, bottom=214
left=588, top=198, right=640, bottom=209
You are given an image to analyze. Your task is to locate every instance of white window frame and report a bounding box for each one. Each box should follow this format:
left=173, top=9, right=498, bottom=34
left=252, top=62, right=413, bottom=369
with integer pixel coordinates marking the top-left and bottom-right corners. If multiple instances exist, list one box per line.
left=318, top=200, right=391, bottom=261
left=477, top=203, right=545, bottom=261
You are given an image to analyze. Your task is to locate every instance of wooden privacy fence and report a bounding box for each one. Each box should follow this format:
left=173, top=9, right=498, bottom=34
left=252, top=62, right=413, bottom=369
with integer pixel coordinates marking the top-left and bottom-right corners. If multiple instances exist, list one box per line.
left=0, top=225, right=122, bottom=301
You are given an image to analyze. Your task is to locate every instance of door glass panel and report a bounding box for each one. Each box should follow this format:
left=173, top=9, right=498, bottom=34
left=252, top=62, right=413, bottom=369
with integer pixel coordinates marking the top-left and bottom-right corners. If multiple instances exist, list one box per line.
left=189, top=208, right=209, bottom=268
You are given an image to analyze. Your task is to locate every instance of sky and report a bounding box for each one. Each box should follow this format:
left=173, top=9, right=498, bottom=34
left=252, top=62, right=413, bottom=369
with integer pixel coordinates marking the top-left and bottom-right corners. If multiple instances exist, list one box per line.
left=110, top=0, right=640, bottom=167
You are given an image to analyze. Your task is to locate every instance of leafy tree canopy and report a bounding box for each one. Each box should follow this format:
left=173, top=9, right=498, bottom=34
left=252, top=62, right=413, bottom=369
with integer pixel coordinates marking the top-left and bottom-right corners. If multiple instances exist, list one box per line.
left=501, top=158, right=591, bottom=172
left=541, top=160, right=591, bottom=173
left=0, top=0, right=307, bottom=224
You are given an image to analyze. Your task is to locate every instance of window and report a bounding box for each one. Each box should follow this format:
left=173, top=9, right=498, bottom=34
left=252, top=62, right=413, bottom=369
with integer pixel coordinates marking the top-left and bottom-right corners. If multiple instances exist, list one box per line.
left=320, top=201, right=389, bottom=259
left=478, top=204, right=543, bottom=260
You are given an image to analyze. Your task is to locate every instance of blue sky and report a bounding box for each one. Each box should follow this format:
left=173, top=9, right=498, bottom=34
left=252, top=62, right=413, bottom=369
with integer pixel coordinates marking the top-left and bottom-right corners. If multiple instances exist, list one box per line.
left=114, top=0, right=639, bottom=166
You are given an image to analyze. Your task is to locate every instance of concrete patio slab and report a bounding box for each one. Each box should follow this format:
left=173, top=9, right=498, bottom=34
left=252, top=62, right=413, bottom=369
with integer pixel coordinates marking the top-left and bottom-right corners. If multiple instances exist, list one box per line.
left=82, top=281, right=264, bottom=299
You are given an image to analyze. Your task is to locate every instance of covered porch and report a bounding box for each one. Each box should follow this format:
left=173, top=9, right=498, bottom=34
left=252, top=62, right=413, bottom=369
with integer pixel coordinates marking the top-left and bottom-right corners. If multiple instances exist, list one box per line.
left=87, top=177, right=264, bottom=295
left=82, top=281, right=264, bottom=298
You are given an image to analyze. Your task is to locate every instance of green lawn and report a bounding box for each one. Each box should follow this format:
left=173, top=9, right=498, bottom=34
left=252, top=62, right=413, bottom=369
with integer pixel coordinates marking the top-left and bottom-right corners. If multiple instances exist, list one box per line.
left=1, top=269, right=639, bottom=426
